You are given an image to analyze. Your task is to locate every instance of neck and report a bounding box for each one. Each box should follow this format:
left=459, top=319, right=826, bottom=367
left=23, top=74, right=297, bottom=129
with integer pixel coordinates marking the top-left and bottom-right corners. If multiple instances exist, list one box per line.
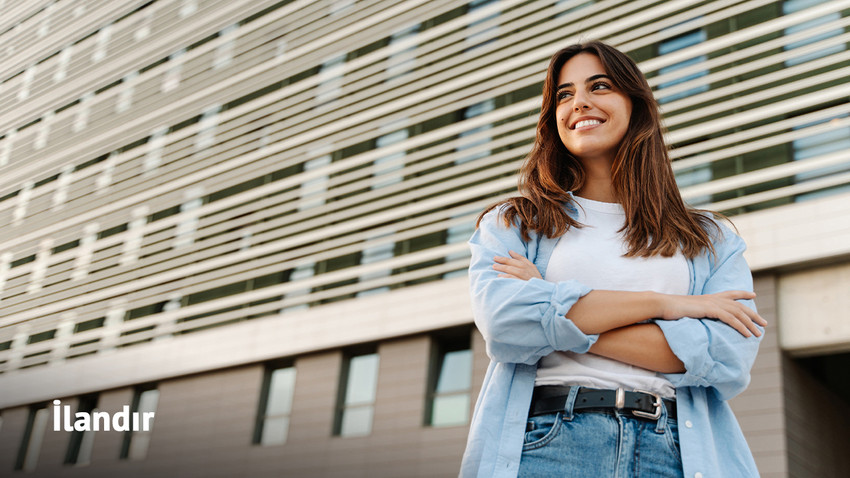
left=576, top=156, right=617, bottom=203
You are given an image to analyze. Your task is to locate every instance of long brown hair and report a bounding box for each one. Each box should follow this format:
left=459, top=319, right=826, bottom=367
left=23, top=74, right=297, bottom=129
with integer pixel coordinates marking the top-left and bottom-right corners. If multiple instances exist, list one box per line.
left=477, top=40, right=721, bottom=259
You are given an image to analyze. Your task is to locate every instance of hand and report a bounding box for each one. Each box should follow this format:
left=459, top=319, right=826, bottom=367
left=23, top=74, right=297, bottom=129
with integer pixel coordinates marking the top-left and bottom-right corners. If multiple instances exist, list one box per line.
left=492, top=250, right=542, bottom=281
left=658, top=290, right=767, bottom=337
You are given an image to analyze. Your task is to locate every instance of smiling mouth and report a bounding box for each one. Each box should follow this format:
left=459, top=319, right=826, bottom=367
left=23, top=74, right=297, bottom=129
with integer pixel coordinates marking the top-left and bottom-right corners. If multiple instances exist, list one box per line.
left=571, top=119, right=605, bottom=130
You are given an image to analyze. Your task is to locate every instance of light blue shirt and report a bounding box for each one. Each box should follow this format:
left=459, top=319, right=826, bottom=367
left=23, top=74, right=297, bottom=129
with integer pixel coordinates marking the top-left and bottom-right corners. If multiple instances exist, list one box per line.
left=460, top=202, right=763, bottom=478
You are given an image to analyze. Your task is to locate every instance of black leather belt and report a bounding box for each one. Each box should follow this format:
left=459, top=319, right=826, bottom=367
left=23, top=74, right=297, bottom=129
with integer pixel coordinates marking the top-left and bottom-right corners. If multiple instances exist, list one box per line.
left=529, top=385, right=676, bottom=421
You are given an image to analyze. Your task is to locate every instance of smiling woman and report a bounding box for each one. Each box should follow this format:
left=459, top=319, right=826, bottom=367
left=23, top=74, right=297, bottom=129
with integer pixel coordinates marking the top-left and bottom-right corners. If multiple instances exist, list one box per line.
left=554, top=55, right=632, bottom=178
left=459, top=41, right=764, bottom=478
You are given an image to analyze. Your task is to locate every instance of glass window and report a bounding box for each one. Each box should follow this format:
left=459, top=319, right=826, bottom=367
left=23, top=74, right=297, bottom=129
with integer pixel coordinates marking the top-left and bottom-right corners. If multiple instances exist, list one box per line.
left=792, top=114, right=850, bottom=201
left=556, top=0, right=594, bottom=18
left=783, top=0, right=845, bottom=66
left=65, top=394, right=98, bottom=465
left=660, top=27, right=712, bottom=204
left=675, top=164, right=713, bottom=206
left=386, top=24, right=420, bottom=82
left=335, top=350, right=380, bottom=437
left=456, top=99, right=494, bottom=165
left=426, top=333, right=473, bottom=427
left=357, top=231, right=395, bottom=297
left=315, top=54, right=346, bottom=108
left=299, top=147, right=332, bottom=211
left=280, top=262, right=315, bottom=313
left=120, top=386, right=159, bottom=460
left=15, top=404, right=49, bottom=472
left=255, top=365, right=297, bottom=445
left=444, top=213, right=475, bottom=279
left=465, top=0, right=500, bottom=52
left=373, top=126, right=408, bottom=189
left=656, top=28, right=709, bottom=104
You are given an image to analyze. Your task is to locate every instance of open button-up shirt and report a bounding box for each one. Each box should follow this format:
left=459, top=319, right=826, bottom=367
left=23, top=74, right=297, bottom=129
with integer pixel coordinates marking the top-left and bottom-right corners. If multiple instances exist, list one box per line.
left=460, top=203, right=762, bottom=478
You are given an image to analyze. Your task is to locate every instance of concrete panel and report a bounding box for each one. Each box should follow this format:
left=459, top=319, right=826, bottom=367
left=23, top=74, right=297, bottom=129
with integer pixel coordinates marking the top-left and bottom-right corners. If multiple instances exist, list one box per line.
left=0, top=276, right=474, bottom=409
left=777, top=261, right=850, bottom=356
left=735, top=191, right=850, bottom=272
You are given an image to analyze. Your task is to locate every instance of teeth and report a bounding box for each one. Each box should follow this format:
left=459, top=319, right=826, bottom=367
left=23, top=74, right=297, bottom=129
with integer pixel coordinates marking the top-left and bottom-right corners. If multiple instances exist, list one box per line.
left=574, top=119, right=602, bottom=129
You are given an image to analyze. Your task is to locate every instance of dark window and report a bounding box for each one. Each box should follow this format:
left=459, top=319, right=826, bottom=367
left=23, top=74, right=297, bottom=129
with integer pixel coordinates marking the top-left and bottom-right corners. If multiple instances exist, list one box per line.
left=425, top=330, right=473, bottom=427
left=73, top=317, right=105, bottom=333
left=15, top=403, right=49, bottom=471
left=65, top=394, right=98, bottom=465
left=120, top=385, right=159, bottom=460
left=254, top=362, right=297, bottom=445
left=334, top=347, right=380, bottom=437
left=27, top=330, right=56, bottom=345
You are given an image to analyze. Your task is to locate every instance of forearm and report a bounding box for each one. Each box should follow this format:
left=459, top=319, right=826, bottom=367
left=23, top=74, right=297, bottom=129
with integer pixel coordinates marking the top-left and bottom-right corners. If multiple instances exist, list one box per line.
left=589, top=323, right=685, bottom=374
left=567, top=290, right=662, bottom=335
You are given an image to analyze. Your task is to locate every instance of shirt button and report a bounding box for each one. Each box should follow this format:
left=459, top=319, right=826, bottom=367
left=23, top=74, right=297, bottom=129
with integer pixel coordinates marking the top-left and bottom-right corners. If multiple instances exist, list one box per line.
left=695, top=473, right=703, bottom=478
left=685, top=420, right=693, bottom=428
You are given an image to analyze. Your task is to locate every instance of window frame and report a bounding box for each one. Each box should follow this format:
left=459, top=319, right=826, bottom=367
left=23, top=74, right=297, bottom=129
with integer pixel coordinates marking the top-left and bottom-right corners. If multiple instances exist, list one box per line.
left=253, top=359, right=297, bottom=446
left=333, top=345, right=380, bottom=437
left=424, top=327, right=473, bottom=427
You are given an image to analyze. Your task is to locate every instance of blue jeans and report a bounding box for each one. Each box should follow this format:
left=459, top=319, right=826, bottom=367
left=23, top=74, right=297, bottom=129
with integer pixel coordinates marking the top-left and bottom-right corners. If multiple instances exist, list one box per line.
left=517, top=388, right=684, bottom=477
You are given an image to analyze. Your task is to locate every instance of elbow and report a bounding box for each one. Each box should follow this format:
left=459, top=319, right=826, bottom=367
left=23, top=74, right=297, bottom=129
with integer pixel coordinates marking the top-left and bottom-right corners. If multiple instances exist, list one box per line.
left=474, top=310, right=549, bottom=365
left=484, top=339, right=546, bottom=365
left=692, top=357, right=753, bottom=401
left=712, top=367, right=752, bottom=401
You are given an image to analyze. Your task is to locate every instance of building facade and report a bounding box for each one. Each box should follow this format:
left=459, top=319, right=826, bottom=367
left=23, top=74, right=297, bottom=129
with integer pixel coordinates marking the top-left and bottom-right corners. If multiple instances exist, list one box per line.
left=0, top=0, right=848, bottom=476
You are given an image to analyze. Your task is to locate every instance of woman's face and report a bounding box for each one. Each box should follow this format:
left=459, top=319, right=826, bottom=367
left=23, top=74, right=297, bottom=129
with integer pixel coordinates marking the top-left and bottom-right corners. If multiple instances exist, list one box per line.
left=555, top=53, right=632, bottom=165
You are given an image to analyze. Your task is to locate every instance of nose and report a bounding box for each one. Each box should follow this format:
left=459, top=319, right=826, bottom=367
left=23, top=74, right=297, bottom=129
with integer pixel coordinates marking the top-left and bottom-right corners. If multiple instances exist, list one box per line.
left=573, top=89, right=592, bottom=112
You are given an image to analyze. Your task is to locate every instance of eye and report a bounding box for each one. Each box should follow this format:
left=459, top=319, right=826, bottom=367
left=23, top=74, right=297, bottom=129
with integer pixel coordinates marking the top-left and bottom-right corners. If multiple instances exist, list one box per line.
left=556, top=90, right=572, bottom=101
left=591, top=81, right=612, bottom=91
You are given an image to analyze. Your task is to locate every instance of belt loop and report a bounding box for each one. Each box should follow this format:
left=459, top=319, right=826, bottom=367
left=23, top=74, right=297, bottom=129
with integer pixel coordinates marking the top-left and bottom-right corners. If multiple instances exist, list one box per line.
left=655, top=398, right=669, bottom=433
left=563, top=386, right=580, bottom=421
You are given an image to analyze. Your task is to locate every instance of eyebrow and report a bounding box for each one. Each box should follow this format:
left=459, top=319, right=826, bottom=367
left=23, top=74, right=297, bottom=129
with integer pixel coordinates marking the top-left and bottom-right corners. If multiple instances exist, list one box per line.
left=556, top=74, right=611, bottom=91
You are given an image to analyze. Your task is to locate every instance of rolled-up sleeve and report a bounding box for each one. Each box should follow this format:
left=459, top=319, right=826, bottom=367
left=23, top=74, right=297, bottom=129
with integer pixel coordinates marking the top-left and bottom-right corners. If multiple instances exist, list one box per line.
left=468, top=207, right=598, bottom=365
left=655, top=223, right=763, bottom=401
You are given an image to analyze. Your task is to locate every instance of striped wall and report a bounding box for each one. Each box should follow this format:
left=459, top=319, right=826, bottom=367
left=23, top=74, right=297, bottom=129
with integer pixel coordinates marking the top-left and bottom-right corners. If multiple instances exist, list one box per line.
left=0, top=0, right=848, bottom=397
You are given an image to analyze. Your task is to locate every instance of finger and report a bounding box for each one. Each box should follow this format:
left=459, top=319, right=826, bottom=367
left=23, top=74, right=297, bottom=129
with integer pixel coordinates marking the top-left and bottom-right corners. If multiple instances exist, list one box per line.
left=497, top=273, right=519, bottom=279
left=493, top=263, right=525, bottom=277
left=747, top=308, right=767, bottom=327
left=718, top=290, right=756, bottom=300
left=508, top=250, right=529, bottom=262
left=719, top=311, right=751, bottom=338
left=726, top=297, right=767, bottom=327
left=494, top=255, right=524, bottom=266
left=721, top=306, right=755, bottom=337
left=733, top=307, right=761, bottom=337
left=737, top=305, right=765, bottom=336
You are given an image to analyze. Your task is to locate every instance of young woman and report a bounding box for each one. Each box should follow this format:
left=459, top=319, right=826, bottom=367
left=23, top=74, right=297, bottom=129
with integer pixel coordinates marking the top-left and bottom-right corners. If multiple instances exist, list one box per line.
left=460, top=41, right=765, bottom=477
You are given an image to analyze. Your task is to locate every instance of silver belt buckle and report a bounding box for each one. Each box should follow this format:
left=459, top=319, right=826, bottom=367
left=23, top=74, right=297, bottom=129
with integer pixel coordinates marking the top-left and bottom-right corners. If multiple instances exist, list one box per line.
left=615, top=387, right=625, bottom=409
left=631, top=389, right=662, bottom=420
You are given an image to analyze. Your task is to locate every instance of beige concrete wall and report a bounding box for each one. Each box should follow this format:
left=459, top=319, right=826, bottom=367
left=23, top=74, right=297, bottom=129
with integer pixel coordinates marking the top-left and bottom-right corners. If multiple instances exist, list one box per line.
left=729, top=274, right=788, bottom=477
left=0, top=327, right=486, bottom=478
left=777, top=260, right=850, bottom=356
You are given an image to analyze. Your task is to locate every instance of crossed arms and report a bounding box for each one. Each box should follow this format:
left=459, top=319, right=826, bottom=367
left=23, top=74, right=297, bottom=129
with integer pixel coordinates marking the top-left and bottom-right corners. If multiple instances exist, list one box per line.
left=469, top=208, right=765, bottom=400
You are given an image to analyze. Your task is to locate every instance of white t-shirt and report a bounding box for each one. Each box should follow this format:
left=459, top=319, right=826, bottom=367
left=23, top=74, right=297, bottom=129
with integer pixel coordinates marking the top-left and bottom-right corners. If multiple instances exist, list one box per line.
left=534, top=193, right=690, bottom=398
